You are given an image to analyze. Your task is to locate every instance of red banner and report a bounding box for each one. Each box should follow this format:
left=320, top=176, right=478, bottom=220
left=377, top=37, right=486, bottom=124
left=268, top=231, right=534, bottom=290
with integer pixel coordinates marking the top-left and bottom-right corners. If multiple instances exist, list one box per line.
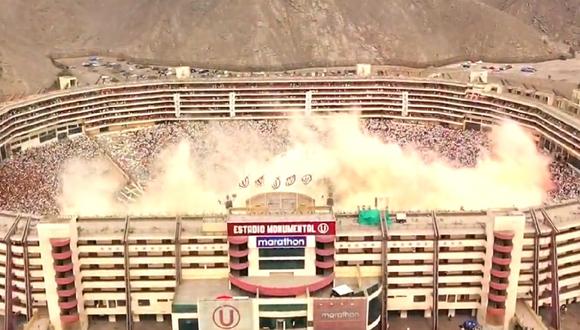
left=227, top=221, right=335, bottom=236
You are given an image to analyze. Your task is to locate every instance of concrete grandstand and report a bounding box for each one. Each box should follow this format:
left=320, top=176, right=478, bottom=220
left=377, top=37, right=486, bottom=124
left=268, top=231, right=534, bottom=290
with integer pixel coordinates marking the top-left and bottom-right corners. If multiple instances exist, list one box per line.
left=0, top=77, right=579, bottom=330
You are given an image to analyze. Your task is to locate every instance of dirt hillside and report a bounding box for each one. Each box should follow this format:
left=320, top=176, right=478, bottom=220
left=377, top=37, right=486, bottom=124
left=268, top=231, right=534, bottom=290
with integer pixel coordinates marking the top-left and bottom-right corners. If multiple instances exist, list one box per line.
left=0, top=0, right=573, bottom=95
left=482, top=0, right=580, bottom=49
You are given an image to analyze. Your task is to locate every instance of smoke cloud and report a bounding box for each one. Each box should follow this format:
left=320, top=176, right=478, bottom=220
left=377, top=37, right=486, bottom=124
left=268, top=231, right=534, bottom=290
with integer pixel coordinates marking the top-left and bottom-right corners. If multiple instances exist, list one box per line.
left=57, top=116, right=553, bottom=216
left=58, top=158, right=125, bottom=215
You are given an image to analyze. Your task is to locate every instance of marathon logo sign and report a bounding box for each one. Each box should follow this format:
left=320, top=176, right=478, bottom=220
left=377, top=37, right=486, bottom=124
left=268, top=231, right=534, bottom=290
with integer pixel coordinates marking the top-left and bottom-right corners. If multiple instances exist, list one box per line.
left=227, top=221, right=335, bottom=237
left=256, top=236, right=306, bottom=249
left=321, top=311, right=361, bottom=321
left=313, top=298, right=368, bottom=330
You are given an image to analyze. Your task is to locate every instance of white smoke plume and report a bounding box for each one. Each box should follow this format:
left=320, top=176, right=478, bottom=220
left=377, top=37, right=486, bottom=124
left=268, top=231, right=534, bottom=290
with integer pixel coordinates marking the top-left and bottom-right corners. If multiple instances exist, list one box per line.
left=57, top=116, right=553, bottom=216
left=58, top=158, right=125, bottom=215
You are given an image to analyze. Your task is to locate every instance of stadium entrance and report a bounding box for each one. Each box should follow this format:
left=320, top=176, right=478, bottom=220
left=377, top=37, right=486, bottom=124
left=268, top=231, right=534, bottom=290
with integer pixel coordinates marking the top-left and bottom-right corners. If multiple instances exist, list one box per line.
left=259, top=317, right=307, bottom=329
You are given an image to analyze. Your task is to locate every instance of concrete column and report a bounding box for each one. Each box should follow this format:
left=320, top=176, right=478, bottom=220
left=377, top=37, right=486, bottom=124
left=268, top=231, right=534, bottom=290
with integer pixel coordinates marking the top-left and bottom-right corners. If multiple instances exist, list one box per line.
left=229, top=92, right=236, bottom=117
left=171, top=313, right=179, bottom=330
left=173, top=94, right=181, bottom=118
left=305, top=91, right=312, bottom=116
left=37, top=218, right=88, bottom=330
left=402, top=92, right=409, bottom=117
left=497, top=215, right=526, bottom=329
left=478, top=213, right=526, bottom=330
left=247, top=236, right=259, bottom=276
left=304, top=236, right=316, bottom=276
left=307, top=297, right=314, bottom=330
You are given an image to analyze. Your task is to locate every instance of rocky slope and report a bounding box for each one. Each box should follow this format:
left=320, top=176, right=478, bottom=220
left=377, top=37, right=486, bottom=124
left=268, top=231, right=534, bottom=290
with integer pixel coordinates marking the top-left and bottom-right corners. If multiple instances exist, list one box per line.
left=0, top=0, right=572, bottom=95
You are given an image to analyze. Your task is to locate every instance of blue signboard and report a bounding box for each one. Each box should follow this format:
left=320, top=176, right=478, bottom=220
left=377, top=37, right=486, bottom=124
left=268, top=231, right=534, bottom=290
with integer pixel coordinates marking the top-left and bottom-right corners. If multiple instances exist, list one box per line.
left=256, top=236, right=307, bottom=249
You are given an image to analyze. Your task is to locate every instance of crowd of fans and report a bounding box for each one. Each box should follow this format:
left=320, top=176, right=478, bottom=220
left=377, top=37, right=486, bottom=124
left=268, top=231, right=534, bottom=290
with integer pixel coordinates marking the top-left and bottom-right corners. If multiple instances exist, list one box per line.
left=549, top=161, right=580, bottom=202
left=0, top=137, right=100, bottom=214
left=0, top=119, right=577, bottom=215
left=365, top=119, right=490, bottom=168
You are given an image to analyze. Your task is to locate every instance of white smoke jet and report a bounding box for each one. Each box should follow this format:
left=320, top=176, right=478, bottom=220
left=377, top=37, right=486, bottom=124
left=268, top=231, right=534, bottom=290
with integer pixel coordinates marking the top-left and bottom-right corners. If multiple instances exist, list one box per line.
left=57, top=115, right=553, bottom=216
left=57, top=158, right=125, bottom=216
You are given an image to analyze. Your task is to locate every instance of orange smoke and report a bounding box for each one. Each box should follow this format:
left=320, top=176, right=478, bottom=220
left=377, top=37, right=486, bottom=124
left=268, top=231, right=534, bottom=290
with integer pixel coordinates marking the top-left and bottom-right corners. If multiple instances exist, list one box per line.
left=57, top=116, right=553, bottom=216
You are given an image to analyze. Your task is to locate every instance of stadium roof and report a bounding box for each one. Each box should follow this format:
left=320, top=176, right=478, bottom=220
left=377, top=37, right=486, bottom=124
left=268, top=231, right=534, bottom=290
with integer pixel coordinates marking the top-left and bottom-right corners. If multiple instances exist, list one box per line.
left=78, top=216, right=126, bottom=240
left=228, top=213, right=334, bottom=223
left=544, top=200, right=580, bottom=230
left=336, top=215, right=382, bottom=237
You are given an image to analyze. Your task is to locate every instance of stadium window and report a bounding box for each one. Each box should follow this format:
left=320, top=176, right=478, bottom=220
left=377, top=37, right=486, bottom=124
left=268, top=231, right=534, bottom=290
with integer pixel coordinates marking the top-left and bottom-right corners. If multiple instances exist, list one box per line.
left=259, top=260, right=305, bottom=270
left=259, top=248, right=305, bottom=258
left=413, top=296, right=426, bottom=302
left=138, top=300, right=150, bottom=306
left=368, top=295, right=381, bottom=325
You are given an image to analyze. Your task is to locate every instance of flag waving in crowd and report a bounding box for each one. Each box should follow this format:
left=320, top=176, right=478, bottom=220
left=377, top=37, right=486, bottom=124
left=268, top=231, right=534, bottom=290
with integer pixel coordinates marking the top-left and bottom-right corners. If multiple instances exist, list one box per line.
left=285, top=175, right=296, bottom=186
left=238, top=176, right=249, bottom=188
left=272, top=177, right=281, bottom=190
left=301, top=174, right=312, bottom=185
left=237, top=174, right=313, bottom=190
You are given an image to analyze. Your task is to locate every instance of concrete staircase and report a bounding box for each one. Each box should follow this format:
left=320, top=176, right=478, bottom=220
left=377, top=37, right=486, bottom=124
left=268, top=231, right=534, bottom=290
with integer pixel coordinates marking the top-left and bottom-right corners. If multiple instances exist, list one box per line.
left=85, top=134, right=145, bottom=204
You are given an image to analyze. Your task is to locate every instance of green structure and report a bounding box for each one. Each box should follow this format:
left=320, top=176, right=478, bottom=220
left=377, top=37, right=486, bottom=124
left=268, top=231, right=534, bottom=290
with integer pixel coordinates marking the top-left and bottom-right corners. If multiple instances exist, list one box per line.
left=358, top=209, right=381, bottom=226
left=357, top=208, right=393, bottom=227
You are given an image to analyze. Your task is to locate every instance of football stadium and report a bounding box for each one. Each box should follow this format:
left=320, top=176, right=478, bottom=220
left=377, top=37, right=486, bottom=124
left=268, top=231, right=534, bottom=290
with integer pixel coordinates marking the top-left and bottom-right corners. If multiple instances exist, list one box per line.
left=0, top=75, right=579, bottom=330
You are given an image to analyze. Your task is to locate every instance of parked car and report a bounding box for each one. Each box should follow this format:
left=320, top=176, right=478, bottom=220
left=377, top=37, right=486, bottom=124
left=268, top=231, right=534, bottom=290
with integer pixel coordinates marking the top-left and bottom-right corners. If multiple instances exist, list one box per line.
left=521, top=66, right=537, bottom=73
left=460, top=319, right=482, bottom=330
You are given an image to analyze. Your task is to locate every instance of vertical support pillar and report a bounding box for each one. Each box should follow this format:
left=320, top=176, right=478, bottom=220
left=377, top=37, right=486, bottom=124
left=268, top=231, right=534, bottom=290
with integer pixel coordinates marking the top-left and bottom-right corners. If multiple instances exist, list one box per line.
left=123, top=216, right=133, bottom=330
left=4, top=217, right=20, bottom=330
left=175, top=217, right=182, bottom=286
left=37, top=217, right=87, bottom=330
left=0, top=143, right=7, bottom=161
left=530, top=210, right=541, bottom=314
left=402, top=91, right=409, bottom=117
left=542, top=209, right=561, bottom=330
left=380, top=210, right=389, bottom=330
left=431, top=212, right=440, bottom=330
left=21, top=217, right=34, bottom=320
left=229, top=92, right=236, bottom=117
left=173, top=93, right=181, bottom=118
left=305, top=91, right=312, bottom=116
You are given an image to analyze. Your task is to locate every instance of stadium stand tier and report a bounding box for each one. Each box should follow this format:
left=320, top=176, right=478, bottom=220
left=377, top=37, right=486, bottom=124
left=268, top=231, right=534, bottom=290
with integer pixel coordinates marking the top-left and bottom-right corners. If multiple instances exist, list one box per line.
left=0, top=77, right=578, bottom=168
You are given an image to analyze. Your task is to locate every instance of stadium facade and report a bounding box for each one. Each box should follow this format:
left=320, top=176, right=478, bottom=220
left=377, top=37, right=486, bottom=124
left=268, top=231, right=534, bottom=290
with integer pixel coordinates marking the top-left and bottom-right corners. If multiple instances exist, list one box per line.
left=0, top=77, right=579, bottom=330
left=0, top=195, right=579, bottom=330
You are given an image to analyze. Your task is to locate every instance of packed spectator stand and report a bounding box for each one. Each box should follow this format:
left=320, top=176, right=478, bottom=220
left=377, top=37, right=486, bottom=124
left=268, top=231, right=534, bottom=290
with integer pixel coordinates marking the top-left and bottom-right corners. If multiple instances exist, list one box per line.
left=0, top=77, right=578, bottom=215
left=0, top=119, right=577, bottom=215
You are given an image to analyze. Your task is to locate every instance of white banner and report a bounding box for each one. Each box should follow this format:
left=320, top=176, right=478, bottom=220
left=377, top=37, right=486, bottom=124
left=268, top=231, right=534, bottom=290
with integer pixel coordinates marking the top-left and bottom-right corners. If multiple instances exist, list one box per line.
left=198, top=298, right=255, bottom=330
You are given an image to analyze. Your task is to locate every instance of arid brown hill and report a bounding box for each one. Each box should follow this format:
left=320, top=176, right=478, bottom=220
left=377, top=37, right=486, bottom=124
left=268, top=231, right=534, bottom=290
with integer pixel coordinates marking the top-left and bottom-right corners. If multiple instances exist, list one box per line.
left=483, top=0, right=580, bottom=49
left=0, top=0, right=572, bottom=95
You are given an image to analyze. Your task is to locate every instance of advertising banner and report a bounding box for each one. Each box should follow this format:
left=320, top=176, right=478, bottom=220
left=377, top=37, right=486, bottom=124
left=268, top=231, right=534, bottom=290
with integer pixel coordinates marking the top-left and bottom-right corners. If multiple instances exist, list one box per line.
left=256, top=236, right=307, bottom=248
left=227, top=221, right=335, bottom=237
left=198, top=298, right=254, bottom=330
left=313, top=297, right=368, bottom=330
